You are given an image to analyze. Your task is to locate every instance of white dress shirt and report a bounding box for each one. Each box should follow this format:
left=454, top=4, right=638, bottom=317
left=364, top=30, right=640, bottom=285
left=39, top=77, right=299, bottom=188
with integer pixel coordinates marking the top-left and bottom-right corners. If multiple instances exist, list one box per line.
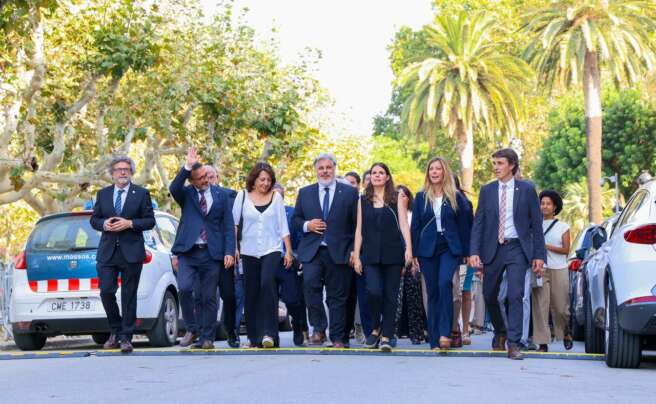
left=432, top=196, right=444, bottom=232
left=498, top=178, right=519, bottom=239
left=233, top=191, right=290, bottom=258
left=303, top=181, right=337, bottom=233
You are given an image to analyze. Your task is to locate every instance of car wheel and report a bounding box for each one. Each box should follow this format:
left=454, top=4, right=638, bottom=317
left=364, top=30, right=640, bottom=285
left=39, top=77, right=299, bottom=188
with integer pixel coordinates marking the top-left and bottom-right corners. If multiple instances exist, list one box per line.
left=12, top=329, right=46, bottom=351
left=91, top=333, right=110, bottom=345
left=584, top=290, right=604, bottom=354
left=604, top=282, right=641, bottom=368
left=147, top=291, right=178, bottom=347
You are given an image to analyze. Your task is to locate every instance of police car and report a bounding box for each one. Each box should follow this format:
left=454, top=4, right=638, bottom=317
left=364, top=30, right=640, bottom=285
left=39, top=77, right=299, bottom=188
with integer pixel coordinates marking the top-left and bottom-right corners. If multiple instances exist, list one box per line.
left=10, top=210, right=181, bottom=351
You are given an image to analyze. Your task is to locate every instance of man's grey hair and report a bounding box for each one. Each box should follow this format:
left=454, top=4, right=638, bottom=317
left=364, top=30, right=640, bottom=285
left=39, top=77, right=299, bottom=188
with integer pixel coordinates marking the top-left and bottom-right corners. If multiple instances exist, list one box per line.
left=313, top=152, right=337, bottom=167
left=108, top=156, right=136, bottom=175
left=204, top=165, right=218, bottom=175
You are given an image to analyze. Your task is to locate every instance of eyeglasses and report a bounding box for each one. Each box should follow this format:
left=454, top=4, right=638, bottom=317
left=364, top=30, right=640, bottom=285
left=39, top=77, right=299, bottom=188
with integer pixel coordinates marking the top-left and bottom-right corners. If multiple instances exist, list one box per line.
left=112, top=168, right=132, bottom=173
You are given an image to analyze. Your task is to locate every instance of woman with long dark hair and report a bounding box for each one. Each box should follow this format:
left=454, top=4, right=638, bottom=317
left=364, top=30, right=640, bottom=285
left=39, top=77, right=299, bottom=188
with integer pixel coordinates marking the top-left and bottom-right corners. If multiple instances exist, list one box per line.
left=395, top=185, right=427, bottom=344
left=233, top=162, right=293, bottom=348
left=353, top=163, right=412, bottom=352
left=411, top=157, right=472, bottom=350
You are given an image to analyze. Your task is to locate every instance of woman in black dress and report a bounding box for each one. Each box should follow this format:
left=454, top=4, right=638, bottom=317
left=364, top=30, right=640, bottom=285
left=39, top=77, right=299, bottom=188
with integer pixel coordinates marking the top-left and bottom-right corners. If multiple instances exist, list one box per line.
left=394, top=185, right=427, bottom=344
left=352, top=162, right=413, bottom=352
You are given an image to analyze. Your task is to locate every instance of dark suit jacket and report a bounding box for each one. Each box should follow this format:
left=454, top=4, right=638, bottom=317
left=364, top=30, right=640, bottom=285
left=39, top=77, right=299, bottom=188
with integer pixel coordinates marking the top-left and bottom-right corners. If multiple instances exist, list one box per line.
left=470, top=179, right=546, bottom=265
left=90, top=183, right=156, bottom=264
left=411, top=191, right=472, bottom=259
left=169, top=168, right=235, bottom=261
left=292, top=182, right=358, bottom=264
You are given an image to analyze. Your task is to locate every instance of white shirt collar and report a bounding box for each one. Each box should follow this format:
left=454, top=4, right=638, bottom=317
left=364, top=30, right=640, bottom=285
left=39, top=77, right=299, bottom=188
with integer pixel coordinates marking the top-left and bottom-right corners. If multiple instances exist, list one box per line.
left=319, top=181, right=336, bottom=192
left=114, top=183, right=130, bottom=193
left=499, top=177, right=515, bottom=189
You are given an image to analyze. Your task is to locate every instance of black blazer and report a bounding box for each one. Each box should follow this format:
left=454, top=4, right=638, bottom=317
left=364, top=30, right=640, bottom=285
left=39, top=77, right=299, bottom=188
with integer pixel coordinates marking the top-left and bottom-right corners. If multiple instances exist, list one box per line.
left=411, top=191, right=472, bottom=259
left=293, top=182, right=358, bottom=264
left=169, top=168, right=235, bottom=261
left=470, top=179, right=546, bottom=265
left=90, top=183, right=156, bottom=264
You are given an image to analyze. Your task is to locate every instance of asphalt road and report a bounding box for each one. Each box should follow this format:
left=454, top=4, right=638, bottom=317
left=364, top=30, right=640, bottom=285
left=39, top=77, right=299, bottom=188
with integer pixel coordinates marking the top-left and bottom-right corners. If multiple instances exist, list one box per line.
left=1, top=333, right=655, bottom=404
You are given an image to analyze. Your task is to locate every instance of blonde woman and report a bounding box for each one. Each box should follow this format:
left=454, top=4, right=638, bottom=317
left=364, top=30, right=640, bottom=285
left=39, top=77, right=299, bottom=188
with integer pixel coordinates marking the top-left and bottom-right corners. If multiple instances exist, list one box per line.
left=411, top=158, right=472, bottom=350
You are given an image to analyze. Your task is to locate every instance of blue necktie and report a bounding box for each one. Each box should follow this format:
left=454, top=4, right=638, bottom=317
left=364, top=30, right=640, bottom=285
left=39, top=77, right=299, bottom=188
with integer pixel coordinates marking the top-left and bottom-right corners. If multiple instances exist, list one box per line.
left=322, top=187, right=330, bottom=220
left=114, top=189, right=124, bottom=215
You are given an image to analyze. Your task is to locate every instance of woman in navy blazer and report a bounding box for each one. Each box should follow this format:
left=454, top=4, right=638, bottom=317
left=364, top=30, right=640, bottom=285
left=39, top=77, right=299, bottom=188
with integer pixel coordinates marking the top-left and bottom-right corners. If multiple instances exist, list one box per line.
left=411, top=157, right=472, bottom=349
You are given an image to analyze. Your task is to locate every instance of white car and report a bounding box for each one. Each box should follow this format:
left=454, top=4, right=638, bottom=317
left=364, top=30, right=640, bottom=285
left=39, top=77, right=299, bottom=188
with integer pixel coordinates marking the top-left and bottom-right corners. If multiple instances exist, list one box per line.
left=9, top=210, right=180, bottom=351
left=587, top=180, right=656, bottom=368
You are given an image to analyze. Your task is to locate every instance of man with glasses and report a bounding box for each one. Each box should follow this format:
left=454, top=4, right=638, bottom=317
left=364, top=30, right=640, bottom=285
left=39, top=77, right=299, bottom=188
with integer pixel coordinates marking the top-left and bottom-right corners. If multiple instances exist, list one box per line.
left=90, top=157, right=156, bottom=353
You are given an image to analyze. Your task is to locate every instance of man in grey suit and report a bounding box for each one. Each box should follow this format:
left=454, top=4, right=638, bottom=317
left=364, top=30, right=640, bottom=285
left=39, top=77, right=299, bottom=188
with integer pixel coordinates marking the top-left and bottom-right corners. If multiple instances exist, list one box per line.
left=469, top=148, right=546, bottom=360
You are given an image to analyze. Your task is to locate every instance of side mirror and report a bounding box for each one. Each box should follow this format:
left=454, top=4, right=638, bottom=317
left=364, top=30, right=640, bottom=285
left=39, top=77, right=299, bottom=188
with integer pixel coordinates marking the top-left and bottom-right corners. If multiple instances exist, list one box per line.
left=591, top=227, right=607, bottom=250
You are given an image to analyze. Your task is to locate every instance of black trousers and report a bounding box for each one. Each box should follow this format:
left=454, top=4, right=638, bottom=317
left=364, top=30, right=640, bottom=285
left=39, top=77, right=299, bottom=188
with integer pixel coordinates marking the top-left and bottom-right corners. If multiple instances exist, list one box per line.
left=303, top=247, right=352, bottom=343
left=365, top=263, right=402, bottom=339
left=277, top=260, right=308, bottom=333
left=193, top=264, right=236, bottom=339
left=344, top=271, right=358, bottom=339
left=97, top=248, right=143, bottom=342
left=483, top=240, right=529, bottom=345
left=242, top=252, right=281, bottom=344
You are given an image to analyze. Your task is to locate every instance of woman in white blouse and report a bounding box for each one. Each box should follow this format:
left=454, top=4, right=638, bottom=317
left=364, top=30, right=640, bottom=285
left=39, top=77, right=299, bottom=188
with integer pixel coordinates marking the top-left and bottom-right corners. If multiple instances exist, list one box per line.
left=532, top=190, right=572, bottom=352
left=233, top=162, right=293, bottom=348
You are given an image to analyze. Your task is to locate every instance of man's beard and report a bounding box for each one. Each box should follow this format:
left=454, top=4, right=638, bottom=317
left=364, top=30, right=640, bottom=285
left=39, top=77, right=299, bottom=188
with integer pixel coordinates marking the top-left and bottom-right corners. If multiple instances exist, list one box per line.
left=318, top=178, right=334, bottom=187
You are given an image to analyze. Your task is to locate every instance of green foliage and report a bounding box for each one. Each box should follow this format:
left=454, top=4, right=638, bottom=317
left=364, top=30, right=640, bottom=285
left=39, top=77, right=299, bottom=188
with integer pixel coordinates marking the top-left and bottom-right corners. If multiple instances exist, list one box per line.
left=534, top=89, right=656, bottom=196
left=523, top=0, right=656, bottom=90
left=559, top=180, right=617, bottom=237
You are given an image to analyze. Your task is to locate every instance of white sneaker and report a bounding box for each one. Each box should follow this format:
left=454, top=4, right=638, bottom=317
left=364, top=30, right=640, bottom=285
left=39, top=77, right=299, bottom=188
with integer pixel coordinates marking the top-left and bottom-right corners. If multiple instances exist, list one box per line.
left=262, top=336, right=274, bottom=348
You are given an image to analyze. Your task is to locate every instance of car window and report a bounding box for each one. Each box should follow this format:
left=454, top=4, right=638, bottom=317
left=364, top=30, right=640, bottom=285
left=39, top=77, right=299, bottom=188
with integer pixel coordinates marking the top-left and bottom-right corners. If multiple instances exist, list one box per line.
left=155, top=215, right=177, bottom=249
left=614, top=190, right=649, bottom=233
left=27, top=215, right=100, bottom=252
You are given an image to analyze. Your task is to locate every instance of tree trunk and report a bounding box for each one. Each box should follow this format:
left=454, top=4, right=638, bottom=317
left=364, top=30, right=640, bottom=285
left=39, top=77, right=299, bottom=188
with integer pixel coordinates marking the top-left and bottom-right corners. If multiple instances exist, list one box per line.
left=583, top=51, right=603, bottom=224
left=455, top=119, right=474, bottom=194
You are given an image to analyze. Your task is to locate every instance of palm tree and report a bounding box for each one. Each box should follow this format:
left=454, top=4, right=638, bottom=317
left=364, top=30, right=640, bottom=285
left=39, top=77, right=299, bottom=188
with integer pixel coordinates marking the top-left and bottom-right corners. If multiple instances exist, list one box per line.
left=522, top=0, right=656, bottom=224
left=399, top=12, right=531, bottom=193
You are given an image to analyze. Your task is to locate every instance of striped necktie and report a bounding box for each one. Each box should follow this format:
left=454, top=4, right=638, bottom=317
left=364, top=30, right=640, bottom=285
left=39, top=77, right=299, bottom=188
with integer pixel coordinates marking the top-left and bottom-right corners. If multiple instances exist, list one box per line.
left=114, top=189, right=124, bottom=216
left=199, top=191, right=208, bottom=243
left=498, top=184, right=507, bottom=243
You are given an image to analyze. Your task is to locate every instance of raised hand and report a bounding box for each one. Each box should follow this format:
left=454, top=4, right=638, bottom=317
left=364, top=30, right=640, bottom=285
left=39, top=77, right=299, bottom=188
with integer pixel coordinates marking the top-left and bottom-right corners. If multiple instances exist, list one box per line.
left=186, top=146, right=199, bottom=167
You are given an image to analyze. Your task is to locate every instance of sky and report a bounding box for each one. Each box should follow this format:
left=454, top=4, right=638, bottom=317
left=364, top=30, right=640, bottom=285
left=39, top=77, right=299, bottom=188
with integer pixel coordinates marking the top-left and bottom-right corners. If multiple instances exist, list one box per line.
left=201, top=0, right=434, bottom=137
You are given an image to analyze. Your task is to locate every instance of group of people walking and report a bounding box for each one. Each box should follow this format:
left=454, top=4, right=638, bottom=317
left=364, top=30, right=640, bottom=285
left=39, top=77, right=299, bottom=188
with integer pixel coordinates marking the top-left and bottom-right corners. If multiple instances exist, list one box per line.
left=91, top=146, right=573, bottom=360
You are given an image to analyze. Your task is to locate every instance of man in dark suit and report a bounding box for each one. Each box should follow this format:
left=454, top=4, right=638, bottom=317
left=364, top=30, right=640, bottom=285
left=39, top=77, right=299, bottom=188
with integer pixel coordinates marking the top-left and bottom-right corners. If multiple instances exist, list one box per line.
left=469, top=148, right=546, bottom=360
left=293, top=153, right=358, bottom=348
left=192, top=164, right=239, bottom=348
left=90, top=157, right=156, bottom=353
left=170, top=148, right=235, bottom=349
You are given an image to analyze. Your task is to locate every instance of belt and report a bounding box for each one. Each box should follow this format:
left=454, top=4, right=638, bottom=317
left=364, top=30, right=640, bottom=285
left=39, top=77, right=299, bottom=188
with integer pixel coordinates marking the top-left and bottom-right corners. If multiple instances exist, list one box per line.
left=193, top=243, right=208, bottom=249
left=499, top=238, right=520, bottom=245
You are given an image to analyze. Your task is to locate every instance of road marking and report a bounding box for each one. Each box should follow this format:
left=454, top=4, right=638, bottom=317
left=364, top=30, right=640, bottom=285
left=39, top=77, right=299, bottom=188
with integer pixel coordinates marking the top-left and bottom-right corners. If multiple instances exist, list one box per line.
left=1, top=347, right=605, bottom=361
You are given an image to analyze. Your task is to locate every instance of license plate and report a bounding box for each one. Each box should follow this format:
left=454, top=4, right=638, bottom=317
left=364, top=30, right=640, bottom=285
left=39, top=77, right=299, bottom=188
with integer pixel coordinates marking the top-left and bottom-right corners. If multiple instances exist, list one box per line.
left=46, top=299, right=95, bottom=312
